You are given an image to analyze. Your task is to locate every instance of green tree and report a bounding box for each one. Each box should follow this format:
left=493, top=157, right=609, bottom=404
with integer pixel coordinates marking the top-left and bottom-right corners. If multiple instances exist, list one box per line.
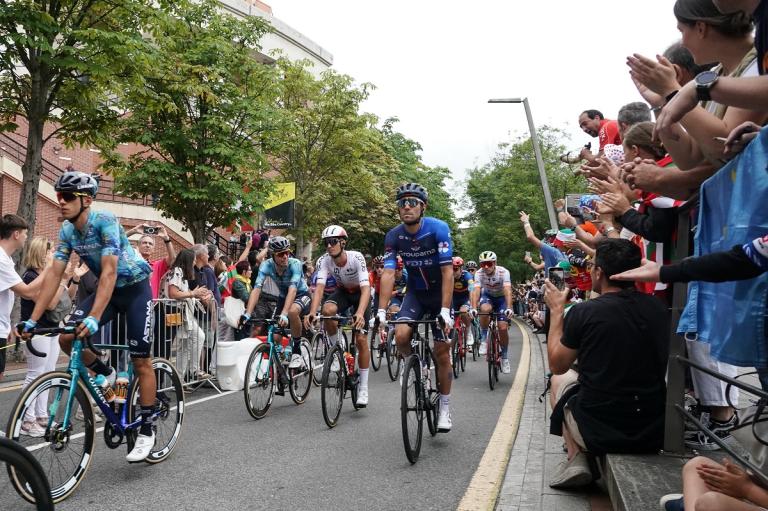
left=0, top=0, right=156, bottom=236
left=102, top=0, right=280, bottom=243
left=460, top=126, right=585, bottom=281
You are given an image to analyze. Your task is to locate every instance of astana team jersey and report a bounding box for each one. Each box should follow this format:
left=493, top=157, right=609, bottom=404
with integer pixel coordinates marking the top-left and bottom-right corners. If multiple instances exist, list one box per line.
left=316, top=251, right=370, bottom=292
left=254, top=257, right=308, bottom=297
left=383, top=217, right=453, bottom=291
left=475, top=266, right=511, bottom=297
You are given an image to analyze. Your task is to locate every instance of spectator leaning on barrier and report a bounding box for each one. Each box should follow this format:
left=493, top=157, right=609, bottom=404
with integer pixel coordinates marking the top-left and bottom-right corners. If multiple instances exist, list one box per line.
left=578, top=109, right=622, bottom=165
left=545, top=239, right=670, bottom=489
left=125, top=224, right=176, bottom=300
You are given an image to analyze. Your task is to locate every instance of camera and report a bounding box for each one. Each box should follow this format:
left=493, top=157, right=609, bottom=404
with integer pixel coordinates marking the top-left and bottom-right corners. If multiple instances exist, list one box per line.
left=143, top=226, right=159, bottom=235
left=547, top=267, right=566, bottom=291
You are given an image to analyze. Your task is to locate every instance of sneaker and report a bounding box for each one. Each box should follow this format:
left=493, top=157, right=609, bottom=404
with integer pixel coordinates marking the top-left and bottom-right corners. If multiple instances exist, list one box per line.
left=549, top=451, right=593, bottom=489
left=20, top=421, right=45, bottom=438
left=684, top=414, right=737, bottom=451
left=35, top=417, right=49, bottom=428
left=126, top=432, right=155, bottom=462
left=501, top=358, right=511, bottom=374
left=288, top=354, right=305, bottom=369
left=659, top=494, right=684, bottom=511
left=437, top=407, right=452, bottom=432
left=356, top=386, right=368, bottom=407
left=479, top=342, right=488, bottom=356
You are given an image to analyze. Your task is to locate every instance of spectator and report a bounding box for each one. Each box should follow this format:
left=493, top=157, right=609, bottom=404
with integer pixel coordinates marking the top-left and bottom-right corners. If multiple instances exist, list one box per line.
left=18, top=237, right=70, bottom=437
left=231, top=261, right=252, bottom=303
left=578, top=109, right=622, bottom=164
left=546, top=239, right=670, bottom=488
left=125, top=224, right=176, bottom=299
left=0, top=215, right=50, bottom=382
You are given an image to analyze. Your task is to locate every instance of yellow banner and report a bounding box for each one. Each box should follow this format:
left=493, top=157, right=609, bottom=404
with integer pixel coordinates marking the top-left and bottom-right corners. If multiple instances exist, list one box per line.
left=264, top=182, right=296, bottom=209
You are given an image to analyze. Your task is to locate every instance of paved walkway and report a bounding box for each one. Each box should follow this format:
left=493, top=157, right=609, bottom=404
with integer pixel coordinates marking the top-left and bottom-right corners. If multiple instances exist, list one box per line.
left=496, top=323, right=611, bottom=511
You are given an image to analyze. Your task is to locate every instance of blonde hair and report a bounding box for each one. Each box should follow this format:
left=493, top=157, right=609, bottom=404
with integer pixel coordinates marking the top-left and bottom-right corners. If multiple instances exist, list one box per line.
left=22, top=236, right=50, bottom=270
left=623, top=122, right=666, bottom=161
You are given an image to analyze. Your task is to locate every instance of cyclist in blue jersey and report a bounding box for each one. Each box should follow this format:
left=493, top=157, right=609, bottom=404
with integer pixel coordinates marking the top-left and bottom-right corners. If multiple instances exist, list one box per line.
left=18, top=171, right=158, bottom=462
left=241, top=236, right=311, bottom=369
left=451, top=256, right=475, bottom=348
left=377, top=183, right=455, bottom=432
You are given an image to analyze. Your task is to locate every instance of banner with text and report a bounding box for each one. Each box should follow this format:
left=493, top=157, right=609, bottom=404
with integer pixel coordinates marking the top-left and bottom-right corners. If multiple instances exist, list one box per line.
left=263, top=182, right=296, bottom=229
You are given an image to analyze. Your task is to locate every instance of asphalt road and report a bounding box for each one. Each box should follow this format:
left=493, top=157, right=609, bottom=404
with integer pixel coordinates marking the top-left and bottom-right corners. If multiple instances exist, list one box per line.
left=0, top=327, right=523, bottom=511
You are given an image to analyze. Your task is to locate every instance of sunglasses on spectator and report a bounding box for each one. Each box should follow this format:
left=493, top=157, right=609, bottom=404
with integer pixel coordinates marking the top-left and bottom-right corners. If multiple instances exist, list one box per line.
left=56, top=192, right=88, bottom=203
left=396, top=197, right=423, bottom=209
left=274, top=251, right=290, bottom=258
left=480, top=261, right=494, bottom=268
left=324, top=237, right=342, bottom=247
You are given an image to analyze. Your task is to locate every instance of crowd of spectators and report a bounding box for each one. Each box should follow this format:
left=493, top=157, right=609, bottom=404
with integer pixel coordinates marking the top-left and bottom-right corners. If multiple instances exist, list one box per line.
left=511, top=1, right=768, bottom=508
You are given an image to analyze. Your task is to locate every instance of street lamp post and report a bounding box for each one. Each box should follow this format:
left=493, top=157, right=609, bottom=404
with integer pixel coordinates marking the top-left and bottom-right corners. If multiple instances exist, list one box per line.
left=488, top=97, right=558, bottom=232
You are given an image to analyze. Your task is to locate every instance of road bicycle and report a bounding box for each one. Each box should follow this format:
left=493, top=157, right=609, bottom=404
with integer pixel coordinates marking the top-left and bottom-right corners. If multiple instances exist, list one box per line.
left=450, top=310, right=468, bottom=378
left=470, top=316, right=481, bottom=362
left=369, top=314, right=399, bottom=380
left=389, top=318, right=442, bottom=464
left=478, top=312, right=502, bottom=390
left=320, top=316, right=364, bottom=428
left=369, top=317, right=386, bottom=372
left=0, top=436, right=53, bottom=510
left=309, top=319, right=348, bottom=386
left=6, top=325, right=184, bottom=504
left=243, top=318, right=312, bottom=419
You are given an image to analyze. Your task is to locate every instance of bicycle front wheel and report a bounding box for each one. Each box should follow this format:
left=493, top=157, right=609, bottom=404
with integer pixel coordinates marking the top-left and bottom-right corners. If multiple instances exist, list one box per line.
left=321, top=345, right=345, bottom=428
left=386, top=329, right=401, bottom=382
left=243, top=343, right=275, bottom=419
left=289, top=340, right=312, bottom=405
left=6, top=371, right=95, bottom=504
left=310, top=332, right=327, bottom=387
left=401, top=355, right=423, bottom=464
left=126, top=358, right=185, bottom=464
left=471, top=323, right=480, bottom=361
left=0, top=437, right=54, bottom=511
left=488, top=329, right=498, bottom=390
left=451, top=329, right=460, bottom=379
left=369, top=326, right=382, bottom=371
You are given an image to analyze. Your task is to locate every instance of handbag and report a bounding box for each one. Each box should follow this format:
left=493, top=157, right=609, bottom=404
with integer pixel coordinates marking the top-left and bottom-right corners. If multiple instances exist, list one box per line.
left=223, top=296, right=245, bottom=328
left=44, top=287, right=73, bottom=324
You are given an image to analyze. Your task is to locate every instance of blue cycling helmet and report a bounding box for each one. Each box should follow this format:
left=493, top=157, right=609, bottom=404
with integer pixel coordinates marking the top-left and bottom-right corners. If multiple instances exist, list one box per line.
left=396, top=183, right=428, bottom=203
left=54, top=171, right=99, bottom=197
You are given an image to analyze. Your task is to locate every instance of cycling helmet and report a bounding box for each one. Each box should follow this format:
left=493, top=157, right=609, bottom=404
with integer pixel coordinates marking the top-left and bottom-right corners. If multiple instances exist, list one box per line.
left=321, top=225, right=348, bottom=239
left=54, top=171, right=99, bottom=197
left=479, top=251, right=497, bottom=262
left=268, top=236, right=290, bottom=253
left=395, top=183, right=428, bottom=203
left=452, top=256, right=464, bottom=268
left=465, top=260, right=478, bottom=270
left=372, top=255, right=384, bottom=266
left=396, top=255, right=404, bottom=270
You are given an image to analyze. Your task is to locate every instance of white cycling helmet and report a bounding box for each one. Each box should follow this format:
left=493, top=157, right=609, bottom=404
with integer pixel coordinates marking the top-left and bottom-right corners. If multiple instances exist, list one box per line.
left=479, top=251, right=497, bottom=262
left=321, top=225, right=348, bottom=239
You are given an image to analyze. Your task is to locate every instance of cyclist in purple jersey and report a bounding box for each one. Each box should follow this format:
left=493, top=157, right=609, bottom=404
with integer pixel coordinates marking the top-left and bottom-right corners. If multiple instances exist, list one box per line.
left=377, top=183, right=455, bottom=432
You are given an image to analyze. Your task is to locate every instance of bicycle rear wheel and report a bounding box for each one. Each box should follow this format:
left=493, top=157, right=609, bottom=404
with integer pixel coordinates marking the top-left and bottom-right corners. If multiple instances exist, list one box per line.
left=451, top=329, right=460, bottom=379
left=386, top=329, right=401, bottom=382
left=310, top=332, right=327, bottom=387
left=460, top=327, right=467, bottom=372
left=126, top=358, right=185, bottom=464
left=321, top=345, right=345, bottom=428
left=401, top=355, right=423, bottom=464
left=6, top=371, right=95, bottom=504
left=471, top=323, right=480, bottom=361
left=289, top=340, right=312, bottom=404
left=243, top=343, right=275, bottom=419
left=488, top=329, right=497, bottom=391
left=369, top=326, right=382, bottom=371
left=0, top=437, right=53, bottom=511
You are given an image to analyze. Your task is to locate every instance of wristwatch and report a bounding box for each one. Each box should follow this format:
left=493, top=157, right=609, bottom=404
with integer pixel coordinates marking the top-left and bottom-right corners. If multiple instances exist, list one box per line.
left=694, top=70, right=719, bottom=102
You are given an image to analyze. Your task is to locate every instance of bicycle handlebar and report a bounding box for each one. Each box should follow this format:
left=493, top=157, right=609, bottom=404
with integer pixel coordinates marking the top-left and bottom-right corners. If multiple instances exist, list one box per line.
left=23, top=324, right=104, bottom=358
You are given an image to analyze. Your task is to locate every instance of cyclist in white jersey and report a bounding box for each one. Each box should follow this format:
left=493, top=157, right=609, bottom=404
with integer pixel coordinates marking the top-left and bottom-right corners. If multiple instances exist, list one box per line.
left=304, top=225, right=372, bottom=406
left=471, top=251, right=514, bottom=374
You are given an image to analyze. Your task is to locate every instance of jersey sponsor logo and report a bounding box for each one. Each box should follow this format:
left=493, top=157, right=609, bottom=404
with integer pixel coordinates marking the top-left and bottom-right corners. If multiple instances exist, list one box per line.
left=438, top=241, right=449, bottom=253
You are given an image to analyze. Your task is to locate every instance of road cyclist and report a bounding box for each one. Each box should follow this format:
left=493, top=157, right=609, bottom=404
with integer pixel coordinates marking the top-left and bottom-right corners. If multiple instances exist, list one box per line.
left=451, top=256, right=476, bottom=352
left=241, top=236, right=312, bottom=371
left=471, top=250, right=514, bottom=374
left=377, top=182, right=455, bottom=432
left=304, top=225, right=372, bottom=407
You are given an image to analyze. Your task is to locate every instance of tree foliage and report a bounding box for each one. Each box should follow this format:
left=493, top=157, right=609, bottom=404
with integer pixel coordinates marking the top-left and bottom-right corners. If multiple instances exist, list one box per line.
left=459, top=126, right=586, bottom=281
left=102, top=0, right=280, bottom=243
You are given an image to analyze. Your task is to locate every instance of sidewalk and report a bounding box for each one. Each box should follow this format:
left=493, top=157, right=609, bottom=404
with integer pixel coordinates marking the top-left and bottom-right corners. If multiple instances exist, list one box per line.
left=496, top=324, right=611, bottom=511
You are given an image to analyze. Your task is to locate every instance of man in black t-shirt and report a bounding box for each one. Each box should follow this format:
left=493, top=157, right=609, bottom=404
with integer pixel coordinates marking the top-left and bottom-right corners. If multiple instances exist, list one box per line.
left=544, top=239, right=670, bottom=489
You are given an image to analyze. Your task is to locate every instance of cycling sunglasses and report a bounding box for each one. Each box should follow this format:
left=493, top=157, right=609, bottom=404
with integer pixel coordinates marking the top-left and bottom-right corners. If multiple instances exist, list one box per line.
left=324, top=237, right=342, bottom=247
left=56, top=191, right=89, bottom=203
left=480, top=261, right=495, bottom=268
left=274, top=250, right=290, bottom=258
left=374, top=264, right=384, bottom=269
left=396, top=197, right=424, bottom=209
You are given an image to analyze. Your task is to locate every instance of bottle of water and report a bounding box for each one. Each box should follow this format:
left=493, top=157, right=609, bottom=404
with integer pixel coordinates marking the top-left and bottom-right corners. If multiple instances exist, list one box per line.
left=283, top=338, right=293, bottom=360
left=114, top=372, right=129, bottom=404
left=94, top=374, right=116, bottom=403
left=344, top=352, right=355, bottom=375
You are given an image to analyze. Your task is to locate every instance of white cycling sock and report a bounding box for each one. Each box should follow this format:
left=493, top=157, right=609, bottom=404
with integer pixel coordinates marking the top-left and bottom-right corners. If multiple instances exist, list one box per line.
left=359, top=368, right=369, bottom=388
left=440, top=393, right=450, bottom=408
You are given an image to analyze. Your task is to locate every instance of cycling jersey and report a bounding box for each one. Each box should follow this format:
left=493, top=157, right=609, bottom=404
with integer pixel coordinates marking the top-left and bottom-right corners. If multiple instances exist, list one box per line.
left=310, top=271, right=337, bottom=296
left=316, top=251, right=369, bottom=292
left=54, top=211, right=150, bottom=288
left=475, top=266, right=511, bottom=298
left=393, top=269, right=408, bottom=297
left=453, top=270, right=474, bottom=296
left=254, top=257, right=308, bottom=297
left=383, top=217, right=453, bottom=291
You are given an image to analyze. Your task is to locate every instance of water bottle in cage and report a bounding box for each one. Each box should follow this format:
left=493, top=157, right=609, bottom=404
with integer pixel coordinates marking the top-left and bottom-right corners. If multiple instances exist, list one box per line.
left=114, top=372, right=129, bottom=404
left=94, top=374, right=116, bottom=403
left=344, top=351, right=355, bottom=375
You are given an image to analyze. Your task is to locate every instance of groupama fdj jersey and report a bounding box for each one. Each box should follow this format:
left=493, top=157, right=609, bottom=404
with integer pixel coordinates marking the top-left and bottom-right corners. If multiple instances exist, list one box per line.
left=383, top=217, right=453, bottom=290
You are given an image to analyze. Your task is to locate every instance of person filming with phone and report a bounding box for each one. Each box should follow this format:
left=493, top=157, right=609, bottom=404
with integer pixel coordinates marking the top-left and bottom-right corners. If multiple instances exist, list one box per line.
left=544, top=238, right=670, bottom=489
left=125, top=223, right=176, bottom=299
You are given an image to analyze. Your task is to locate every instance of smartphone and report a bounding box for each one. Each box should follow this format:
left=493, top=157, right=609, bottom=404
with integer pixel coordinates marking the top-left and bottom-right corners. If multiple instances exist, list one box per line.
left=713, top=136, right=727, bottom=144
left=548, top=267, right=566, bottom=291
left=525, top=251, right=531, bottom=259
left=143, top=226, right=158, bottom=235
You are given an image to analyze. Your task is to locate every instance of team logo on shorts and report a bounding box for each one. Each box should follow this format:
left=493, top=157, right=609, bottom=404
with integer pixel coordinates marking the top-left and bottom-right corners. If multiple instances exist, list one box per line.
left=438, top=241, right=449, bottom=253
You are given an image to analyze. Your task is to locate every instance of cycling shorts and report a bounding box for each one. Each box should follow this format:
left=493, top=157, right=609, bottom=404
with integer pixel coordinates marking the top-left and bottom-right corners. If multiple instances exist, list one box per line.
left=479, top=293, right=510, bottom=323
left=395, top=290, right=447, bottom=341
left=275, top=291, right=311, bottom=318
left=452, top=295, right=471, bottom=312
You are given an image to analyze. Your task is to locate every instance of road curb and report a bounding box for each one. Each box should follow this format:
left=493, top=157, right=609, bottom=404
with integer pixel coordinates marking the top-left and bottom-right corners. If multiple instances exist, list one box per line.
left=457, top=318, right=531, bottom=511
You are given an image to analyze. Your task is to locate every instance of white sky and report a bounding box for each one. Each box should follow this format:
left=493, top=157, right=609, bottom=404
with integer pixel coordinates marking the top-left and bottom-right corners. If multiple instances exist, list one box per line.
left=269, top=0, right=681, bottom=185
